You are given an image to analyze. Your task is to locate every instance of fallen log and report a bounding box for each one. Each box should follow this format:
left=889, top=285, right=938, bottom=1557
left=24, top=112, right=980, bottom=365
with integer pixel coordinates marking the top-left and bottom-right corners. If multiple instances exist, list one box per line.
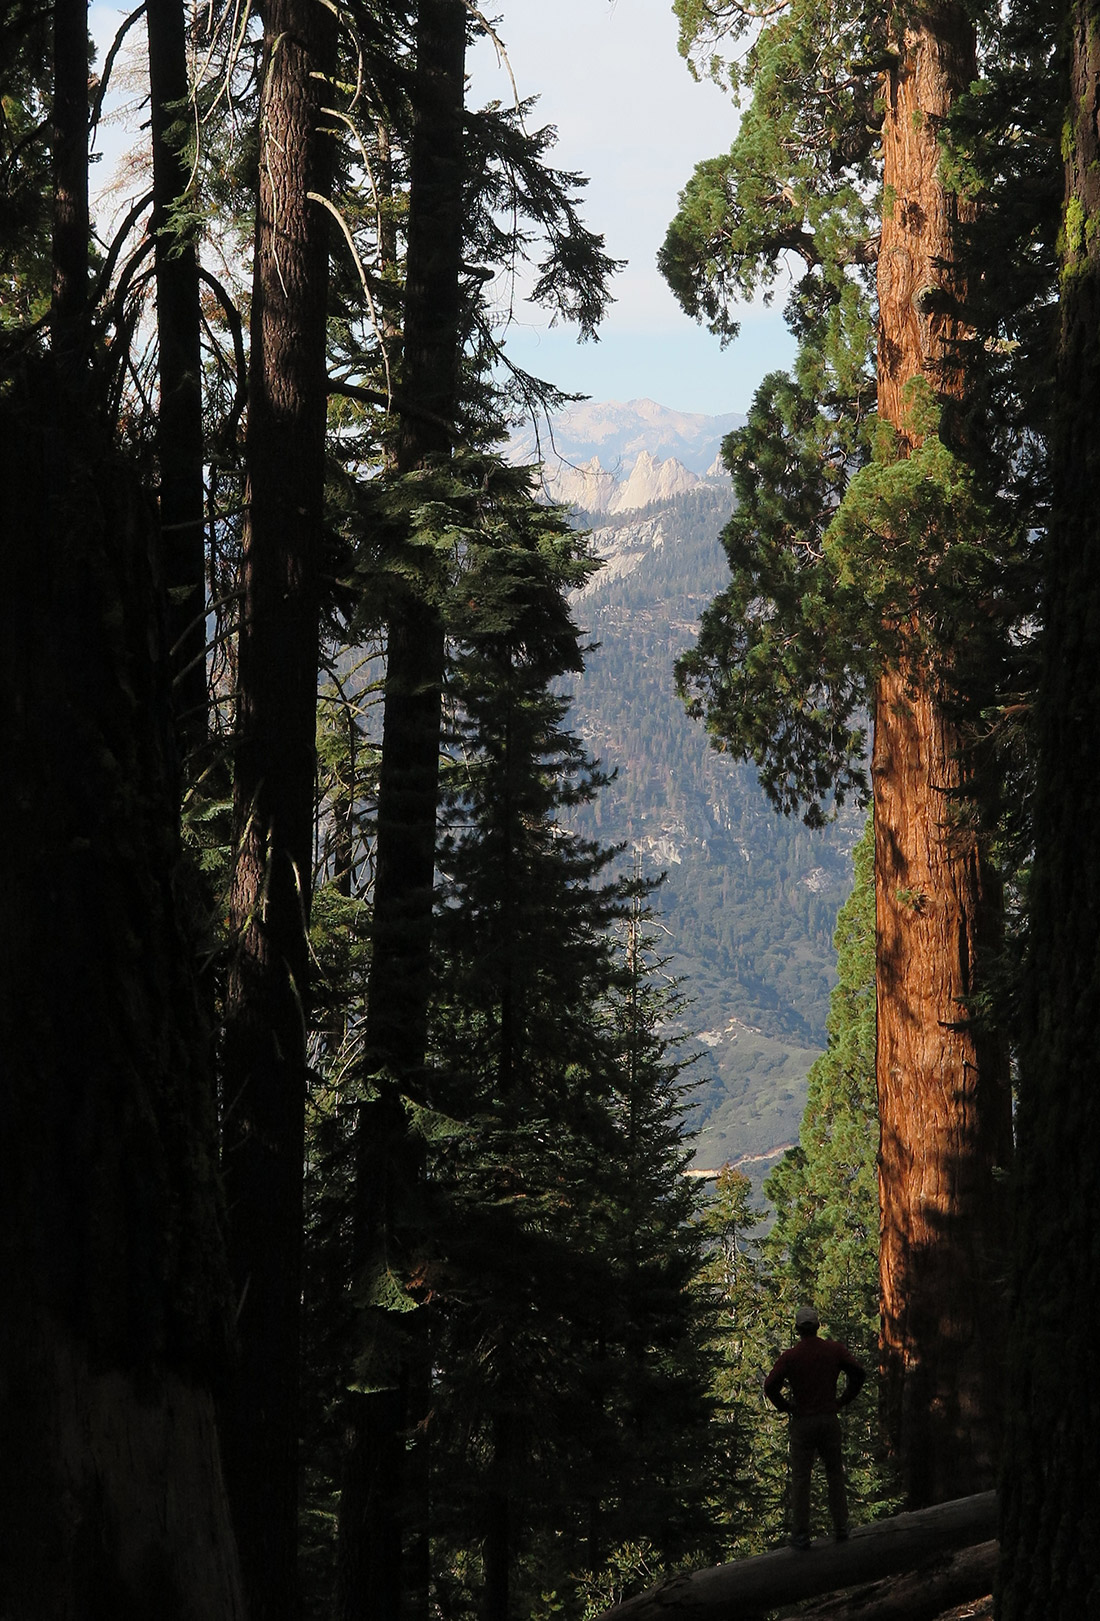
left=775, top=1540, right=998, bottom=1620
left=592, top=1492, right=997, bottom=1621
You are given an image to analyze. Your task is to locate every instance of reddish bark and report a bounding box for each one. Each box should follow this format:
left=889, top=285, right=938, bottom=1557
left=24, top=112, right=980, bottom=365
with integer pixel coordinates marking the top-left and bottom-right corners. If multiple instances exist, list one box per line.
left=873, top=666, right=1011, bottom=1503
left=876, top=6, right=976, bottom=433
left=872, top=4, right=1013, bottom=1505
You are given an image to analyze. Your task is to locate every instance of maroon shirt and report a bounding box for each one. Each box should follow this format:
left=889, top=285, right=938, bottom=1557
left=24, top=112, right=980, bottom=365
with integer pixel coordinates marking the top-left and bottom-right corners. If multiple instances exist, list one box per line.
left=765, top=1333, right=864, bottom=1416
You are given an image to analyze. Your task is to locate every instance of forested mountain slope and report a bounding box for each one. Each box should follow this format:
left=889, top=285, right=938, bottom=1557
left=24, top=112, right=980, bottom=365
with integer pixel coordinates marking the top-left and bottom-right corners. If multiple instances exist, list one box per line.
left=529, top=403, right=864, bottom=1171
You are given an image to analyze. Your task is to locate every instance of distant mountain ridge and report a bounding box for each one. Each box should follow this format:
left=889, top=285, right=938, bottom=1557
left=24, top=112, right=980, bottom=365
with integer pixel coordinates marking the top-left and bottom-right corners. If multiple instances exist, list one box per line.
left=544, top=448, right=721, bottom=515
left=512, top=399, right=861, bottom=1179
left=510, top=397, right=745, bottom=513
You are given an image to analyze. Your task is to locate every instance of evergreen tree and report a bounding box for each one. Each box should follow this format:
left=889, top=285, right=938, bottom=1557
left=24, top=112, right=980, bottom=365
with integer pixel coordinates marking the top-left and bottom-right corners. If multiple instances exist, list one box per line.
left=0, top=1, right=53, bottom=330
left=341, top=11, right=468, bottom=1610
left=0, top=389, right=247, bottom=1621
left=0, top=6, right=242, bottom=1602
left=695, top=1167, right=790, bottom=1555
left=572, top=894, right=719, bottom=1585
left=218, top=0, right=339, bottom=1612
left=336, top=9, right=621, bottom=1611
left=147, top=0, right=208, bottom=756
left=665, top=0, right=1015, bottom=1503
left=0, top=368, right=246, bottom=1620
left=766, top=821, right=877, bottom=1334
left=764, top=819, right=896, bottom=1525
left=424, top=465, right=634, bottom=1621
left=345, top=463, right=716, bottom=1621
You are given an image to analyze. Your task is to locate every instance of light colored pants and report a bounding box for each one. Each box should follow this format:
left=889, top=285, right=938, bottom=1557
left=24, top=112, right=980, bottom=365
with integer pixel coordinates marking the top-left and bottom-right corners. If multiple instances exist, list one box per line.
left=789, top=1411, right=848, bottom=1537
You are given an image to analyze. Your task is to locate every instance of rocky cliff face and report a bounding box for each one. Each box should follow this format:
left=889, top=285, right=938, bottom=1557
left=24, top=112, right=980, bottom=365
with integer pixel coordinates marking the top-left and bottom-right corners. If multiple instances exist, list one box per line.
left=510, top=395, right=745, bottom=474
left=514, top=394, right=740, bottom=519
left=539, top=446, right=712, bottom=515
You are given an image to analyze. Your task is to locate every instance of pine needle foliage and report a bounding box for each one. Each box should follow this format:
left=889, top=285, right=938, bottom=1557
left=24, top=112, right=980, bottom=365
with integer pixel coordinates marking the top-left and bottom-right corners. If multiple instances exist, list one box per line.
left=694, top=1166, right=791, bottom=1555
left=0, top=1, right=53, bottom=335
left=764, top=819, right=898, bottom=1523
left=413, top=467, right=717, bottom=1617
left=666, top=0, right=1052, bottom=839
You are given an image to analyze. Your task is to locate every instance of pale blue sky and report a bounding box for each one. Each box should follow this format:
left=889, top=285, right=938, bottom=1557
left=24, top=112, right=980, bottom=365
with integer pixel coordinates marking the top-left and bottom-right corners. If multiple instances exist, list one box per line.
left=469, top=0, right=797, bottom=415
left=89, top=0, right=797, bottom=417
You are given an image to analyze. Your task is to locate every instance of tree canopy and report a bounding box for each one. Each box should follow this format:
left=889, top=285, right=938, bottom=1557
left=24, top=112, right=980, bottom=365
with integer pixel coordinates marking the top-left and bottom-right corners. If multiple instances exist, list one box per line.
left=3, top=0, right=1098, bottom=1612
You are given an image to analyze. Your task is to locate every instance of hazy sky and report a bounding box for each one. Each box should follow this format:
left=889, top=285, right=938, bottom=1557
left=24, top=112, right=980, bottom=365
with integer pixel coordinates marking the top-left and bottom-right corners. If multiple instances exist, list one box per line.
left=469, top=0, right=796, bottom=415
left=88, top=0, right=796, bottom=417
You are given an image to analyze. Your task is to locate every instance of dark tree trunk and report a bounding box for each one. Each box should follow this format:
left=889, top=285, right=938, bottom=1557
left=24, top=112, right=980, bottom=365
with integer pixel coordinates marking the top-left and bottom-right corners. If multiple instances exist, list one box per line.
left=483, top=1412, right=515, bottom=1621
left=997, top=5, right=1100, bottom=1615
left=774, top=1542, right=996, bottom=1620
left=339, top=5, right=466, bottom=1617
left=148, top=0, right=208, bottom=755
left=0, top=359, right=243, bottom=1619
left=589, top=1493, right=997, bottom=1621
left=218, top=0, right=336, bottom=1615
left=872, top=2, right=1013, bottom=1505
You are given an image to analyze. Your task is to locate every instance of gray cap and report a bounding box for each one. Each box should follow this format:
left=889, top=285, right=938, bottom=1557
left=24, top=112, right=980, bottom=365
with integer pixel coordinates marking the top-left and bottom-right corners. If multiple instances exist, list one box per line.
left=795, top=1305, right=820, bottom=1329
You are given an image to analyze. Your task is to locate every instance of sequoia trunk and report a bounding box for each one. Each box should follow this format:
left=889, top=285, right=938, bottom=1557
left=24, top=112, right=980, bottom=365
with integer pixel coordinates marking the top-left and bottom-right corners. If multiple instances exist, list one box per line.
left=872, top=2, right=1012, bottom=1504
left=872, top=668, right=1011, bottom=1503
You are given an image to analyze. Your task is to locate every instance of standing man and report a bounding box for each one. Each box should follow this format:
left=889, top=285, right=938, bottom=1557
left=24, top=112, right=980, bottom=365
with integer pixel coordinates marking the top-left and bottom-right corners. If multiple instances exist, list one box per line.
left=764, top=1305, right=866, bottom=1550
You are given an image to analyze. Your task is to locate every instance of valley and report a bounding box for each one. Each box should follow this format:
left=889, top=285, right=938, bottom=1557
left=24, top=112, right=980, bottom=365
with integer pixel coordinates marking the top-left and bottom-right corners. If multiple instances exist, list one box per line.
left=520, top=400, right=865, bottom=1175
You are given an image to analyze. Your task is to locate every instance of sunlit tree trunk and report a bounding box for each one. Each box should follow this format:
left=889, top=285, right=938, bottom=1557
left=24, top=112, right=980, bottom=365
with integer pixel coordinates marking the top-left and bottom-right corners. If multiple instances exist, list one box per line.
left=218, top=0, right=336, bottom=1614
left=873, top=670, right=1012, bottom=1503
left=872, top=2, right=1013, bottom=1506
left=998, top=3, right=1100, bottom=1612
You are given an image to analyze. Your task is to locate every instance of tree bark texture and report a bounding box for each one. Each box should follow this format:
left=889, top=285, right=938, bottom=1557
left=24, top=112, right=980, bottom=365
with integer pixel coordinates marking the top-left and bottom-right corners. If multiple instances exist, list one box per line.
left=997, top=5, right=1100, bottom=1615
left=0, top=367, right=243, bottom=1620
left=219, top=0, right=336, bottom=1614
left=340, top=6, right=466, bottom=1618
left=872, top=668, right=1012, bottom=1504
left=148, top=0, right=208, bottom=755
left=872, top=4, right=1012, bottom=1506
left=876, top=6, right=975, bottom=435
left=775, top=1540, right=996, bottom=1620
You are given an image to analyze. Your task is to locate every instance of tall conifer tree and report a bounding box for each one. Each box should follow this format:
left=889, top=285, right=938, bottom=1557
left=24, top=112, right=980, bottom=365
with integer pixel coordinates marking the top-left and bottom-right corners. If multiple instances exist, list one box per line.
left=0, top=6, right=243, bottom=1606
left=340, top=7, right=467, bottom=1615
left=665, top=0, right=1014, bottom=1503
left=765, top=820, right=895, bottom=1521
left=766, top=820, right=878, bottom=1336
left=219, top=0, right=338, bottom=1612
left=424, top=473, right=714, bottom=1618
left=338, top=9, right=620, bottom=1611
